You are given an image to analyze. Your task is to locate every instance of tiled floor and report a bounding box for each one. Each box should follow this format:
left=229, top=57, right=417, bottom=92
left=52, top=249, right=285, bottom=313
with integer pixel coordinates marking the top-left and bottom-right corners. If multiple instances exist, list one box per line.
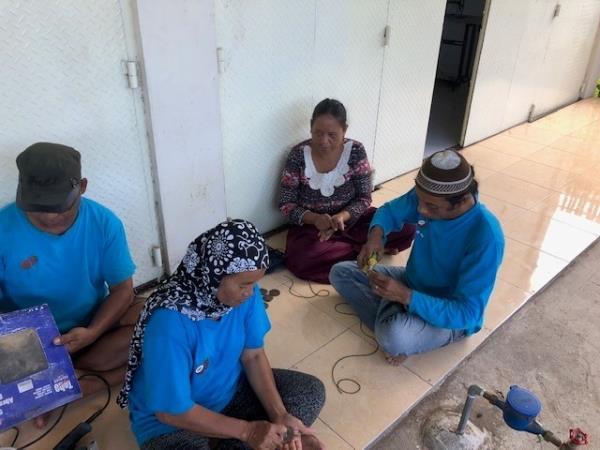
left=1, top=98, right=599, bottom=450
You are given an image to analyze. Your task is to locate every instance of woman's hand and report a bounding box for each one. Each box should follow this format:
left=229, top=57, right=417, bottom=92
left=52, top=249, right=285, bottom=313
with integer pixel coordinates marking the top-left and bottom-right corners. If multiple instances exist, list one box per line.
left=330, top=211, right=349, bottom=232
left=318, top=229, right=335, bottom=242
left=273, top=413, right=317, bottom=450
left=243, top=420, right=288, bottom=450
left=314, top=214, right=333, bottom=231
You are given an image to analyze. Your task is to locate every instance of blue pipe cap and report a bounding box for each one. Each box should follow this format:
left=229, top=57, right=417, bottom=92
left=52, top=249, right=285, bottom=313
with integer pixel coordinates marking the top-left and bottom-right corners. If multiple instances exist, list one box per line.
left=503, top=385, right=542, bottom=431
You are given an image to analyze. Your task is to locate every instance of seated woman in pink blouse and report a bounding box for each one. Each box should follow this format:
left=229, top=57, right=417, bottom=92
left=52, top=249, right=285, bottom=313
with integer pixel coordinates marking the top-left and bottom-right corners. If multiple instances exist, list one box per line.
left=279, top=98, right=415, bottom=283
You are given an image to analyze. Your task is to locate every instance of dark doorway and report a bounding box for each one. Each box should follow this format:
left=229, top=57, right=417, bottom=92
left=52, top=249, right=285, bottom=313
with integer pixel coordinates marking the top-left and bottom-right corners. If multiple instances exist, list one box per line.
left=425, top=0, right=487, bottom=157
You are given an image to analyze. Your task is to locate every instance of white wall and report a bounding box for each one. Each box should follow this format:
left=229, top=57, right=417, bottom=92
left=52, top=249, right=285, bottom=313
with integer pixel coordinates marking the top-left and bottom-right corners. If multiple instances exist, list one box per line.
left=135, top=0, right=227, bottom=272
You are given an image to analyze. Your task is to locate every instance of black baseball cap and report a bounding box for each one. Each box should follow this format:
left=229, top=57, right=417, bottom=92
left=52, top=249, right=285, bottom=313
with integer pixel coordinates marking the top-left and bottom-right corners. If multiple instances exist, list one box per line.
left=16, top=142, right=82, bottom=213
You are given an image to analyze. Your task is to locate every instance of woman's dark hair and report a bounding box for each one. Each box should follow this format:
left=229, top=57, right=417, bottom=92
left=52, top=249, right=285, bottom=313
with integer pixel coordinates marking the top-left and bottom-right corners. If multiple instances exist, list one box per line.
left=310, top=98, right=348, bottom=129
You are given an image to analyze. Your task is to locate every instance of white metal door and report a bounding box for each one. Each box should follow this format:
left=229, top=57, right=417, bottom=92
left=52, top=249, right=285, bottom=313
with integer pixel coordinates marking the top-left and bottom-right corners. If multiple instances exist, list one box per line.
left=463, top=0, right=538, bottom=144
left=533, top=0, right=600, bottom=117
left=464, top=0, right=600, bottom=145
left=312, top=0, right=389, bottom=163
left=0, top=0, right=163, bottom=284
left=373, top=0, right=446, bottom=184
left=501, top=0, right=554, bottom=129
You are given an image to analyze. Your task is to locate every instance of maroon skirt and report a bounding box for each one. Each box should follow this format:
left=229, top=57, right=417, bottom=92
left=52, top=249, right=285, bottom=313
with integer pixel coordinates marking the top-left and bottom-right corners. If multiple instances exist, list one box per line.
left=284, top=207, right=416, bottom=284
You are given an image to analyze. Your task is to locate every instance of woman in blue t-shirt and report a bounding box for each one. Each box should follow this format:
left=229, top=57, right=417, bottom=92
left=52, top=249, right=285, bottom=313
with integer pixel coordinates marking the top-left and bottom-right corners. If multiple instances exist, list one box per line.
left=118, top=220, right=325, bottom=450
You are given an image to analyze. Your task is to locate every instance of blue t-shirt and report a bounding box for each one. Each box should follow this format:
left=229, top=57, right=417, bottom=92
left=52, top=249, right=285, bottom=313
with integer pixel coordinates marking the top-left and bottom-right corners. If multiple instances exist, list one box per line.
left=0, top=198, right=136, bottom=333
left=371, top=189, right=504, bottom=335
left=128, top=285, right=271, bottom=446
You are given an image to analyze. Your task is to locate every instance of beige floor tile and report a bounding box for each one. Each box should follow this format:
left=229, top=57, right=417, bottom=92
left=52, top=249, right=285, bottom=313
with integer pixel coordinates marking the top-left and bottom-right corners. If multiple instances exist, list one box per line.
left=569, top=120, right=600, bottom=141
left=529, top=184, right=600, bottom=236
left=549, top=135, right=600, bottom=160
left=478, top=134, right=545, bottom=157
left=401, top=329, right=490, bottom=385
left=479, top=194, right=530, bottom=224
left=371, top=187, right=399, bottom=207
left=307, top=290, right=360, bottom=329
left=484, top=279, right=531, bottom=330
left=524, top=147, right=589, bottom=174
left=578, top=163, right=600, bottom=187
left=380, top=169, right=418, bottom=194
left=499, top=159, right=573, bottom=191
left=260, top=271, right=289, bottom=291
left=506, top=123, right=565, bottom=145
left=503, top=209, right=598, bottom=261
left=266, top=229, right=288, bottom=251
left=459, top=145, right=522, bottom=171
left=264, top=289, right=347, bottom=369
left=479, top=173, right=553, bottom=209
left=497, top=238, right=569, bottom=293
left=471, top=165, right=497, bottom=181
left=349, top=320, right=376, bottom=341
left=294, top=330, right=430, bottom=449
left=312, top=418, right=354, bottom=450
left=278, top=274, right=360, bottom=328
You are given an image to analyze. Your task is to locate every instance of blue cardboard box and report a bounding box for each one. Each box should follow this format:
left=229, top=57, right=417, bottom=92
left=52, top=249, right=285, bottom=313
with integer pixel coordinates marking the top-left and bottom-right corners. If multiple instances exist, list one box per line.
left=0, top=304, right=81, bottom=431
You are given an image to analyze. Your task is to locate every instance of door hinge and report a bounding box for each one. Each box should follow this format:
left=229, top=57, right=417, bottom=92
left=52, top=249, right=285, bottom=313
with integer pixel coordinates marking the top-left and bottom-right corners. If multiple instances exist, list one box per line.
left=383, top=25, right=391, bottom=47
left=125, top=61, right=140, bottom=89
left=553, top=3, right=561, bottom=18
left=217, top=47, right=225, bottom=74
left=527, top=104, right=536, bottom=122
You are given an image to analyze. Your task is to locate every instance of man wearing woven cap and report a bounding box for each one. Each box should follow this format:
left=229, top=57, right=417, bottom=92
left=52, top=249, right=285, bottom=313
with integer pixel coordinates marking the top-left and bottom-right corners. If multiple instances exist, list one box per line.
left=0, top=142, right=139, bottom=425
left=330, top=150, right=504, bottom=365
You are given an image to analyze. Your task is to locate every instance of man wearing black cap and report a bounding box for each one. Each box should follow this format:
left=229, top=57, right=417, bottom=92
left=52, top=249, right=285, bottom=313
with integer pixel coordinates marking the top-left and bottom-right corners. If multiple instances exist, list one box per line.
left=0, top=142, right=139, bottom=424
left=330, top=150, right=504, bottom=365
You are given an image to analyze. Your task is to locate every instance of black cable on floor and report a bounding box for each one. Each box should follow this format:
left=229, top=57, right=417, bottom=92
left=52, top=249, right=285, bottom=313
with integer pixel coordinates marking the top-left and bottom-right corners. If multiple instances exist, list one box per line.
left=9, top=426, right=20, bottom=447
left=330, top=306, right=380, bottom=394
left=17, top=405, right=68, bottom=450
left=282, top=275, right=380, bottom=395
left=281, top=275, right=329, bottom=299
left=78, top=374, right=111, bottom=425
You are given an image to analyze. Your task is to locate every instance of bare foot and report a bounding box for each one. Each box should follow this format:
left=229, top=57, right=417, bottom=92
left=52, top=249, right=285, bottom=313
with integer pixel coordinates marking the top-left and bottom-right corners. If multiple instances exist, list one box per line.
left=385, top=353, right=407, bottom=366
left=33, top=411, right=52, bottom=429
left=384, top=248, right=399, bottom=255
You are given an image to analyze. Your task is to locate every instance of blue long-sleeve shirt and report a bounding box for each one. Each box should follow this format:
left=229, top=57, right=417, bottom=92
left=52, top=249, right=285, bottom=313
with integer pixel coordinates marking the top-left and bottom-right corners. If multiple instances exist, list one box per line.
left=371, top=189, right=504, bottom=335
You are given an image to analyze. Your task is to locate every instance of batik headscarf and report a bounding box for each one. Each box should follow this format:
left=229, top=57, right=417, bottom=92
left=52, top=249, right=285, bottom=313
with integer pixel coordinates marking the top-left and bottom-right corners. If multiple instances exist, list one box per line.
left=117, top=219, right=269, bottom=408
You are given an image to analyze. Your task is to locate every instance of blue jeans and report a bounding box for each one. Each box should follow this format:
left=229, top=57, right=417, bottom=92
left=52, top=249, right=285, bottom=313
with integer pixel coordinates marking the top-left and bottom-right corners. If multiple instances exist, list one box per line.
left=329, top=261, right=466, bottom=357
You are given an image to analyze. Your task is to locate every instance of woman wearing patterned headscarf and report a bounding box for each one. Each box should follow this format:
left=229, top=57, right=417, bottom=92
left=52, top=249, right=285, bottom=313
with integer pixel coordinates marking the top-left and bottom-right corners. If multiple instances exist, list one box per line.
left=119, top=220, right=326, bottom=450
